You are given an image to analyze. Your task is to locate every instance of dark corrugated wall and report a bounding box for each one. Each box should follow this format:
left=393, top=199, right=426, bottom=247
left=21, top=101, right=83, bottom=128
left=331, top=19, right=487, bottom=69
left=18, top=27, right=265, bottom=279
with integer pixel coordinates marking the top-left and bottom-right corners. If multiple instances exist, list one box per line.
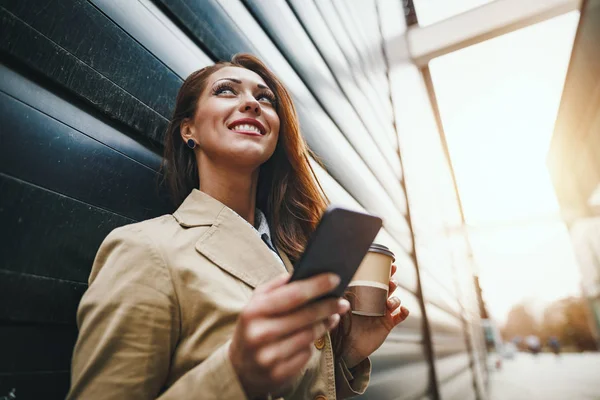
left=0, top=0, right=486, bottom=399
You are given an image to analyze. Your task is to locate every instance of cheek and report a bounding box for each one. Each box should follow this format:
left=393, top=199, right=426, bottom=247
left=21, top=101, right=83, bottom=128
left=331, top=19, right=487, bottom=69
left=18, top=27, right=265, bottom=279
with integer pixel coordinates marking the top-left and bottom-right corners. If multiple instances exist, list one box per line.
left=269, top=112, right=281, bottom=138
left=193, top=102, right=230, bottom=142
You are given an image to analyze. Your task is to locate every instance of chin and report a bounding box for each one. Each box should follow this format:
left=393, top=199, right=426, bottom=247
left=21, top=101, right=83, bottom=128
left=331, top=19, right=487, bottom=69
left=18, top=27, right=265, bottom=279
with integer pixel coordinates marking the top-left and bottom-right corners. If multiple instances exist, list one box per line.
left=224, top=146, right=275, bottom=169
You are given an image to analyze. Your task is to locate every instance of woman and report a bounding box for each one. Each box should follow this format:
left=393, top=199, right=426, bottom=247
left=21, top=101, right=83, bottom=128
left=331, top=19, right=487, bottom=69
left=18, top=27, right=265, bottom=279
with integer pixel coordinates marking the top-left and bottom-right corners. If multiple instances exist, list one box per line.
left=68, top=54, right=409, bottom=400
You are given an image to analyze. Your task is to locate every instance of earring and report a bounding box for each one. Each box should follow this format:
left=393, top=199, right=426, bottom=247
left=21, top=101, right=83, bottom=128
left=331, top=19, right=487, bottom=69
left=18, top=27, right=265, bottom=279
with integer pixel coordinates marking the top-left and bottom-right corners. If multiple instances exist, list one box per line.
left=186, top=139, right=197, bottom=149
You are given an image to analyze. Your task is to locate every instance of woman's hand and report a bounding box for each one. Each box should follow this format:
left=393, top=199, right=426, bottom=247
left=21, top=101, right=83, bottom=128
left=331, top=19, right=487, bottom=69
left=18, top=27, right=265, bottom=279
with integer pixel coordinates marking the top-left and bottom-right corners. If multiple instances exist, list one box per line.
left=229, top=273, right=351, bottom=399
left=341, top=264, right=410, bottom=368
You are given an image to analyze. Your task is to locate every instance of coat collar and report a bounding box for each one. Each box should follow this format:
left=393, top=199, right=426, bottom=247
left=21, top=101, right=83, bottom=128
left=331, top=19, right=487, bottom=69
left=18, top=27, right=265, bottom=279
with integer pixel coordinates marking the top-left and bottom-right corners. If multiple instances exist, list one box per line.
left=172, top=189, right=224, bottom=228
left=173, top=190, right=293, bottom=288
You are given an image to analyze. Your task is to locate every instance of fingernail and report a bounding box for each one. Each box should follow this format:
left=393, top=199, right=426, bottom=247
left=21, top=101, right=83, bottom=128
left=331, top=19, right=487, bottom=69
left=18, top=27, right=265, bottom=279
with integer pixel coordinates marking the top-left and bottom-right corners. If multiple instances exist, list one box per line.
left=329, top=274, right=341, bottom=286
left=389, top=297, right=400, bottom=307
left=339, top=298, right=351, bottom=312
left=329, top=313, right=340, bottom=328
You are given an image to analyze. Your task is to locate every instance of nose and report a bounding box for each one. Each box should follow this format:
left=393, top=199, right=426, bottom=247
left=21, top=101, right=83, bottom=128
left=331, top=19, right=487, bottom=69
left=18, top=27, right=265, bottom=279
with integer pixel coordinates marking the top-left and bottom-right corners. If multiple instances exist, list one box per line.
left=239, top=94, right=261, bottom=116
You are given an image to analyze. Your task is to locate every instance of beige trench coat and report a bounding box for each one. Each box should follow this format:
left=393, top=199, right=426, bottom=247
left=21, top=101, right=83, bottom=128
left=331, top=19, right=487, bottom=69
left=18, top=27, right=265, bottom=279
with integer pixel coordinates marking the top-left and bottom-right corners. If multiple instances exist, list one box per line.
left=68, top=189, right=371, bottom=400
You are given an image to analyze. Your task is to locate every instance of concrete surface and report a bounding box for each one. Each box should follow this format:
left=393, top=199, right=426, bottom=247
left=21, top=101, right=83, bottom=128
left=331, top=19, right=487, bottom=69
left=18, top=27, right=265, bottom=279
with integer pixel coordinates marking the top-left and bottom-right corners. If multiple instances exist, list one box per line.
left=488, top=352, right=600, bottom=400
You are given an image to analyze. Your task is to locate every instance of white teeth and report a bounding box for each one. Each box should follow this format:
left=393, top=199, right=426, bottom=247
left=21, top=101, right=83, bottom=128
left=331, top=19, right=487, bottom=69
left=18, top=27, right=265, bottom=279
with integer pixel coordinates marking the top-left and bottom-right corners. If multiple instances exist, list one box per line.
left=232, top=124, right=261, bottom=134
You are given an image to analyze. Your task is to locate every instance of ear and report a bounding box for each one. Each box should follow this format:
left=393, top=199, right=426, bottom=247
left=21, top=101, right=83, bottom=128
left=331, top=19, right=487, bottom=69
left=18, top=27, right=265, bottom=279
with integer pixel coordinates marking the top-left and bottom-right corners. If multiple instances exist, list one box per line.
left=180, top=117, right=195, bottom=142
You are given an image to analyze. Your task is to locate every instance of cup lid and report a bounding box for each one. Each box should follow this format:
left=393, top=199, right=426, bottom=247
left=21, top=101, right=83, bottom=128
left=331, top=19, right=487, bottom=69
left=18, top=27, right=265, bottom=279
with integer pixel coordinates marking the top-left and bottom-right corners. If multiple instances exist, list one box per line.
left=368, top=243, right=395, bottom=261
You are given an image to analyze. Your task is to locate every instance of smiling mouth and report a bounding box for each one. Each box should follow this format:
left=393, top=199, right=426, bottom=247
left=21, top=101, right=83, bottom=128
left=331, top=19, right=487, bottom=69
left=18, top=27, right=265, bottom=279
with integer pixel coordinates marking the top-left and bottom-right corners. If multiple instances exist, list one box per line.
left=230, top=124, right=263, bottom=135
left=228, top=119, right=266, bottom=136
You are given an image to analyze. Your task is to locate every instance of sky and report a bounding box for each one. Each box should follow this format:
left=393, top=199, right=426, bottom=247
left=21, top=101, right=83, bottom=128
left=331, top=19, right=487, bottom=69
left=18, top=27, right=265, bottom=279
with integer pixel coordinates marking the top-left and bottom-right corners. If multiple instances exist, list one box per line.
left=425, top=8, right=583, bottom=323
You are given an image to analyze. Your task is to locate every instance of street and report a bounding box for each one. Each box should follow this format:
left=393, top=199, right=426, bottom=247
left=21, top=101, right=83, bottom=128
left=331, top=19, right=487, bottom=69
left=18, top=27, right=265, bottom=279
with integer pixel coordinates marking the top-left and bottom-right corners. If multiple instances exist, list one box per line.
left=488, top=352, right=600, bottom=400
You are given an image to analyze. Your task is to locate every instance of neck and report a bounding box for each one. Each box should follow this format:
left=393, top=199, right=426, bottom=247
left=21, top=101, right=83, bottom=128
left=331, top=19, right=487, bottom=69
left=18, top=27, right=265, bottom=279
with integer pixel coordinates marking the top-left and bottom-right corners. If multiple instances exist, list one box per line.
left=197, top=159, right=259, bottom=226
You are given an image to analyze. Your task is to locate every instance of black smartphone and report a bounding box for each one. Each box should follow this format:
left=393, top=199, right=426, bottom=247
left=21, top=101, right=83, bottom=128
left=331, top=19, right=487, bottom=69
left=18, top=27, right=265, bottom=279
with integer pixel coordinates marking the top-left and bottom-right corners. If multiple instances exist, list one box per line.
left=289, top=206, right=383, bottom=298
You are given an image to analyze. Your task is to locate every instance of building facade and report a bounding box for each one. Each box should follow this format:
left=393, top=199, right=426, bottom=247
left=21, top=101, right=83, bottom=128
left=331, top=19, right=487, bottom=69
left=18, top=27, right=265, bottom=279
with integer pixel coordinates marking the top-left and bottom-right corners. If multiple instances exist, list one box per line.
left=547, top=0, right=600, bottom=347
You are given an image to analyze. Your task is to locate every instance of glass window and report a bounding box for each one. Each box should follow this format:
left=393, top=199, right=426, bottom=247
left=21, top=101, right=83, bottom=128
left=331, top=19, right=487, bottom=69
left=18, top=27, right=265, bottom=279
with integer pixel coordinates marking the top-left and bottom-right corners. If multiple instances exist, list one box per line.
left=428, top=11, right=579, bottom=225
left=428, top=11, right=581, bottom=322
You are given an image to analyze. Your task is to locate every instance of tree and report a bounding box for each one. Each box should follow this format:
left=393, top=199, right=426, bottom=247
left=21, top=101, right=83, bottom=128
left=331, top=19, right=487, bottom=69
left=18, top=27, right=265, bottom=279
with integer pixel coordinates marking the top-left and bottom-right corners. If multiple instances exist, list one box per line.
left=540, top=300, right=566, bottom=344
left=541, top=297, right=597, bottom=351
left=502, top=297, right=598, bottom=352
left=502, top=302, right=539, bottom=343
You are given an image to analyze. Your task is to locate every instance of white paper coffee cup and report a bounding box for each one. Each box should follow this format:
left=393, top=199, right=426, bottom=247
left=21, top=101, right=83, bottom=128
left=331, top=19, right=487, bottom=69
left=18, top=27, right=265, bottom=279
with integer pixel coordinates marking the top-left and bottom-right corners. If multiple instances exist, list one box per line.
left=345, top=244, right=395, bottom=317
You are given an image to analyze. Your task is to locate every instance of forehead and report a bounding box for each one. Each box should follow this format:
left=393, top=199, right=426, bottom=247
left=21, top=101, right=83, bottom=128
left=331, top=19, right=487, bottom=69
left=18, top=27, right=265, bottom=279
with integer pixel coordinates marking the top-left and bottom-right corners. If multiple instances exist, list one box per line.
left=208, top=66, right=269, bottom=88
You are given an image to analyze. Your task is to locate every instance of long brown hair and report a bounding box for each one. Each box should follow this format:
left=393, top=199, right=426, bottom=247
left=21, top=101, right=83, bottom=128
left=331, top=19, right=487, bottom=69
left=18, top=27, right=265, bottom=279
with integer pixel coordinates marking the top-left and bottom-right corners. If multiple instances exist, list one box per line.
left=162, top=53, right=328, bottom=262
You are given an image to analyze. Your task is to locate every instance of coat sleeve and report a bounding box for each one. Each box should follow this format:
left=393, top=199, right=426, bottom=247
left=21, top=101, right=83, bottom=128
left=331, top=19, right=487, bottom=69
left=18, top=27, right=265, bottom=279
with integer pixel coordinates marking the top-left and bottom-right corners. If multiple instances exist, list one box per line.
left=335, top=357, right=371, bottom=399
left=67, top=226, right=248, bottom=400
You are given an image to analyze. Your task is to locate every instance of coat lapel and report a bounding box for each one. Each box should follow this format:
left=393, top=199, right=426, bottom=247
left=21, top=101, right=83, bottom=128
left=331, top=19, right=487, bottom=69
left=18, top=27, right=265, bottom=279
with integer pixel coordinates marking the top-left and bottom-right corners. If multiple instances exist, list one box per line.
left=195, top=207, right=286, bottom=289
left=174, top=190, right=287, bottom=289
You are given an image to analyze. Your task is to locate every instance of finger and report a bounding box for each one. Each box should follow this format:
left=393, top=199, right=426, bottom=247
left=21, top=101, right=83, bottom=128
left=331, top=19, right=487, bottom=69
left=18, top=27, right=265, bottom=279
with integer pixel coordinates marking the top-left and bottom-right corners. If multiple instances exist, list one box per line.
left=326, top=313, right=341, bottom=331
left=392, top=306, right=410, bottom=325
left=259, top=298, right=349, bottom=341
left=388, top=278, right=397, bottom=295
left=257, top=314, right=339, bottom=369
left=255, top=273, right=291, bottom=295
left=391, top=264, right=397, bottom=276
left=387, top=296, right=401, bottom=311
left=256, top=273, right=341, bottom=315
left=269, top=348, right=313, bottom=384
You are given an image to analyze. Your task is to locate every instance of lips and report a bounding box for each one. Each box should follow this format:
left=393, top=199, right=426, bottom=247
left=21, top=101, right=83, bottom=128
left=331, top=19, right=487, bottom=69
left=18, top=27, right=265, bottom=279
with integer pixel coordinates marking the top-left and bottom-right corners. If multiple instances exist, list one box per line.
left=228, top=118, right=266, bottom=136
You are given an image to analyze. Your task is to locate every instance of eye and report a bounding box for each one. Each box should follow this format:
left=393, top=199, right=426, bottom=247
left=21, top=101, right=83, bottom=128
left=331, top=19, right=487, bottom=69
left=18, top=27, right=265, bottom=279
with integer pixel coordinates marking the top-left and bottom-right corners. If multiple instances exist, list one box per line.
left=257, top=91, right=276, bottom=105
left=212, top=83, right=236, bottom=96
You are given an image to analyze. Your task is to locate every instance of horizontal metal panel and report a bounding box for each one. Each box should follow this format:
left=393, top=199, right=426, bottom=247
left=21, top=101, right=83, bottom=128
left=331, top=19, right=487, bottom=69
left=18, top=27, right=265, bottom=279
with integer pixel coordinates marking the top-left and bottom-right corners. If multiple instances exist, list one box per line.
left=0, top=269, right=85, bottom=325
left=431, top=334, right=468, bottom=358
left=0, top=325, right=77, bottom=373
left=314, top=0, right=394, bottom=123
left=371, top=339, right=427, bottom=370
left=245, top=0, right=402, bottom=179
left=332, top=0, right=392, bottom=110
left=0, top=2, right=172, bottom=143
left=0, top=91, right=171, bottom=221
left=359, top=357, right=429, bottom=400
left=349, top=0, right=391, bottom=82
left=0, top=371, right=69, bottom=400
left=0, top=174, right=131, bottom=283
left=377, top=0, right=411, bottom=67
left=438, top=366, right=476, bottom=400
left=420, top=272, right=462, bottom=317
left=415, top=239, right=459, bottom=298
left=286, top=0, right=400, bottom=161
left=89, top=0, right=213, bottom=78
left=2, top=0, right=179, bottom=117
left=435, top=352, right=470, bottom=384
left=426, top=303, right=464, bottom=335
left=345, top=0, right=390, bottom=86
left=0, top=64, right=162, bottom=172
left=152, top=0, right=255, bottom=60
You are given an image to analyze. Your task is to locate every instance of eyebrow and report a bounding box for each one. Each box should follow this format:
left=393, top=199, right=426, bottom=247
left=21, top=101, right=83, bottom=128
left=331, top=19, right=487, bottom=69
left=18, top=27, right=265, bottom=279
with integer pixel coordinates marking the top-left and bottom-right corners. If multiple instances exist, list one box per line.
left=214, top=77, right=270, bottom=90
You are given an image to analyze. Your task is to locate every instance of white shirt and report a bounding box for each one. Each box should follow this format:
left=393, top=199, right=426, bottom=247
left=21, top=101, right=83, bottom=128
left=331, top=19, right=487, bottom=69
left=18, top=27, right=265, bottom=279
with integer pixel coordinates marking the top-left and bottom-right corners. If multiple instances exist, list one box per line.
left=235, top=208, right=286, bottom=270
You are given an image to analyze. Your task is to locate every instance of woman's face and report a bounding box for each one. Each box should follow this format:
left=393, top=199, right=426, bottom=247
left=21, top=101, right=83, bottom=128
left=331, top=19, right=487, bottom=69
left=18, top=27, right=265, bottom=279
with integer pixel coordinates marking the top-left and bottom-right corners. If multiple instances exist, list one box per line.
left=184, top=66, right=280, bottom=170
